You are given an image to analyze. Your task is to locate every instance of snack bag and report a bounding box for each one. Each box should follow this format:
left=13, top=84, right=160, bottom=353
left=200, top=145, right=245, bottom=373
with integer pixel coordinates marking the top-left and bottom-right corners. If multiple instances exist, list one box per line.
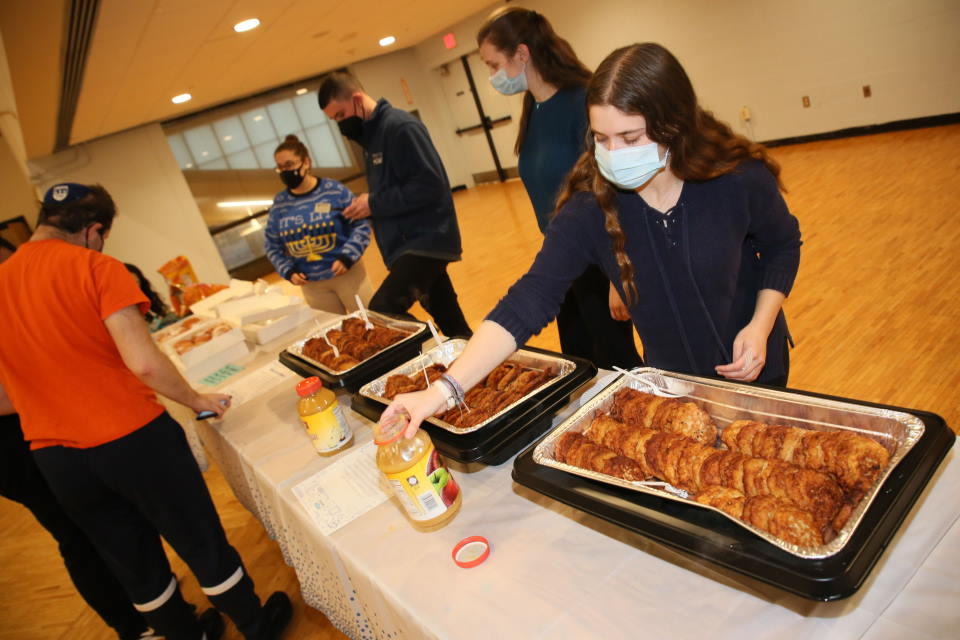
left=157, top=256, right=226, bottom=316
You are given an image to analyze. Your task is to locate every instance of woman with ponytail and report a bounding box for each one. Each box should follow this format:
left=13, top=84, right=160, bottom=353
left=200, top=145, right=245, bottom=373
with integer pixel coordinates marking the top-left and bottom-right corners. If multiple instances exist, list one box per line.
left=383, top=43, right=801, bottom=438
left=264, top=134, right=374, bottom=313
left=477, top=7, right=642, bottom=370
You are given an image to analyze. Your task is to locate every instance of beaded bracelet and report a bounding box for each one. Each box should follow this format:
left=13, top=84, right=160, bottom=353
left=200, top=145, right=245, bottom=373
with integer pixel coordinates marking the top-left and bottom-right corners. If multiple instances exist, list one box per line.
left=435, top=372, right=465, bottom=410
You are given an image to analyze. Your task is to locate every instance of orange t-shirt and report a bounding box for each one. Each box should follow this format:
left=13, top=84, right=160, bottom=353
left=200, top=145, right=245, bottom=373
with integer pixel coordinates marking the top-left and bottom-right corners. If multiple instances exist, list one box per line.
left=0, top=239, right=164, bottom=448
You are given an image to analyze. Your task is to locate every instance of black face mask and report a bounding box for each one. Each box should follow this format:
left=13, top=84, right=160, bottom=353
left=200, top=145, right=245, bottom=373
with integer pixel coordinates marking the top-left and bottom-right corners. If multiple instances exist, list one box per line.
left=279, top=165, right=305, bottom=189
left=338, top=116, right=364, bottom=142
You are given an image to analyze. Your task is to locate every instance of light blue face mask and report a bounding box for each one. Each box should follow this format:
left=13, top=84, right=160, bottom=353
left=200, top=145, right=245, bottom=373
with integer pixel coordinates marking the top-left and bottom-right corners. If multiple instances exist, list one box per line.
left=594, top=141, right=668, bottom=190
left=489, top=64, right=528, bottom=95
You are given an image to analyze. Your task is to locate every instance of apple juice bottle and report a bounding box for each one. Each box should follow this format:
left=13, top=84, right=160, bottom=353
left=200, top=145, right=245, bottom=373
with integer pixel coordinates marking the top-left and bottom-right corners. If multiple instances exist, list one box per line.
left=374, top=416, right=461, bottom=531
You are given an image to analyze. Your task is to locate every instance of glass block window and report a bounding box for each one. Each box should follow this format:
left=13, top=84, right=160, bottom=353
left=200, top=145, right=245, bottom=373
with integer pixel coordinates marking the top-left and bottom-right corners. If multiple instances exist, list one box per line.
left=168, top=91, right=351, bottom=171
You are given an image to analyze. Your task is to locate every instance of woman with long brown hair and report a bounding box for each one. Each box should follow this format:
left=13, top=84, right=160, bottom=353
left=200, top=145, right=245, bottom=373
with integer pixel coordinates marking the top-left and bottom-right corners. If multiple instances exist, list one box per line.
left=477, top=7, right=642, bottom=370
left=383, top=43, right=801, bottom=437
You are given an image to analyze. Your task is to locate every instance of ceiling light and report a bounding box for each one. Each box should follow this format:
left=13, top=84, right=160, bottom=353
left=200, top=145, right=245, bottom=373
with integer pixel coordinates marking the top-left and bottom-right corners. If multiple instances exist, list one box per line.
left=253, top=115, right=263, bottom=122
left=379, top=36, right=396, bottom=47
left=171, top=93, right=192, bottom=104
left=217, top=200, right=274, bottom=208
left=223, top=135, right=233, bottom=141
left=234, top=18, right=260, bottom=33
left=296, top=88, right=308, bottom=96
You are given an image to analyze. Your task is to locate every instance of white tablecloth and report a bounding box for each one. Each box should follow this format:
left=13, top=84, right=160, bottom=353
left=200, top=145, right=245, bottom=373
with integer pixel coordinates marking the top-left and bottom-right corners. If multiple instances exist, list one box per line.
left=183, top=328, right=960, bottom=640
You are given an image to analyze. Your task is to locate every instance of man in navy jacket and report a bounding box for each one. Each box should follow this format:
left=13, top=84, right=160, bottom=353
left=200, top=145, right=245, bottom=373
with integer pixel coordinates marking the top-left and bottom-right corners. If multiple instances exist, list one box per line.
left=319, top=72, right=472, bottom=337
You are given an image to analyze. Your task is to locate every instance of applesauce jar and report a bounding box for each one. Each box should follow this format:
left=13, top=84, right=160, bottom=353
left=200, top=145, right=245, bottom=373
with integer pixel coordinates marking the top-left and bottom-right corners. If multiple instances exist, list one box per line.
left=374, top=416, right=461, bottom=531
left=296, top=377, right=352, bottom=454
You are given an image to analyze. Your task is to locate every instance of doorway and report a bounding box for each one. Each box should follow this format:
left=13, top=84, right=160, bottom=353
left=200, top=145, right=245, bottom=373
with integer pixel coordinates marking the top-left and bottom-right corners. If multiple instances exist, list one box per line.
left=435, top=51, right=522, bottom=185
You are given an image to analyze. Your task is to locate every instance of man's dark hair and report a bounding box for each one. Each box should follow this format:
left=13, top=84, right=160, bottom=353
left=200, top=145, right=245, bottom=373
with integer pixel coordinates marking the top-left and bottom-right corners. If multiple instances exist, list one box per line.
left=317, top=72, right=362, bottom=109
left=37, top=184, right=116, bottom=234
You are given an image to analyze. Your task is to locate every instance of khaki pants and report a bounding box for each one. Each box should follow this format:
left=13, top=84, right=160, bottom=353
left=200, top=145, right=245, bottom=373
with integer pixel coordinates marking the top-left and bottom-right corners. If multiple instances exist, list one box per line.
left=299, top=257, right=374, bottom=314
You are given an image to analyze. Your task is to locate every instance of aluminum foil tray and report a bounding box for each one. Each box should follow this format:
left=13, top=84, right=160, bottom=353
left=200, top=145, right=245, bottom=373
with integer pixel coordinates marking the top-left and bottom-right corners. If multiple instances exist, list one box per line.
left=358, top=338, right=576, bottom=434
left=285, top=310, right=425, bottom=375
left=533, top=368, right=924, bottom=559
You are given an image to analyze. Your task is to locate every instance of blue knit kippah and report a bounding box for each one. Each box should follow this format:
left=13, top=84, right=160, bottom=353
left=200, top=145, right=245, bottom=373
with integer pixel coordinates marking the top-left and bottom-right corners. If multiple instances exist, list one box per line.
left=43, top=183, right=91, bottom=205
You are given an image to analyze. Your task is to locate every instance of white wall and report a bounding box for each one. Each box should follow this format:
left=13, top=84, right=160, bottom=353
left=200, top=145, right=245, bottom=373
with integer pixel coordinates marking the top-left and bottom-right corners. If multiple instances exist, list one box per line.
left=412, top=0, right=960, bottom=154
left=30, top=123, right=230, bottom=299
left=0, top=27, right=40, bottom=227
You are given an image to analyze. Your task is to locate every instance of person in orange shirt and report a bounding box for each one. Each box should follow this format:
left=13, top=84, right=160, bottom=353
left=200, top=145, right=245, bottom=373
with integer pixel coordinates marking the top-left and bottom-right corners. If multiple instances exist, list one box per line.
left=0, top=183, right=291, bottom=640
left=0, top=240, right=157, bottom=639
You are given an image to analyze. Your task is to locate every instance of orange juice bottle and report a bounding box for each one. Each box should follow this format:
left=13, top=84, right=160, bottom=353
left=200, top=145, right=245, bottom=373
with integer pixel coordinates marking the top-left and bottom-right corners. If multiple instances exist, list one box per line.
left=296, top=377, right=352, bottom=454
left=374, top=417, right=461, bottom=531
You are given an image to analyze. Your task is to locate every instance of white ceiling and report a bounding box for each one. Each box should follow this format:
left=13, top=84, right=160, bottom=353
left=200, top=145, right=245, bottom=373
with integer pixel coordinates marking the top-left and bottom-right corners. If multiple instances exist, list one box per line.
left=1, top=0, right=496, bottom=160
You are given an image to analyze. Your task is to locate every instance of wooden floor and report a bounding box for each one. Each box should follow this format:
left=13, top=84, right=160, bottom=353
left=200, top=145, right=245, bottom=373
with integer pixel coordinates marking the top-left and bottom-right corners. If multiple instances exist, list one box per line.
left=1, top=124, right=958, bottom=639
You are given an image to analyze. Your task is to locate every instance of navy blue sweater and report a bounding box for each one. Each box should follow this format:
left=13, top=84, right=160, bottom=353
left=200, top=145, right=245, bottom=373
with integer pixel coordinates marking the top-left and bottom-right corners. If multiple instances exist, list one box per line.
left=517, top=86, right=588, bottom=232
left=361, top=99, right=462, bottom=269
left=487, top=161, right=801, bottom=382
left=264, top=178, right=371, bottom=280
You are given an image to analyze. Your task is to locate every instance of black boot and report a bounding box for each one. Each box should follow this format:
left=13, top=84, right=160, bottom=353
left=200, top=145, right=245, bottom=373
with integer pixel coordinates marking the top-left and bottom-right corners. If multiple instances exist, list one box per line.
left=198, top=608, right=224, bottom=640
left=137, top=581, right=202, bottom=640
left=250, top=592, right=292, bottom=640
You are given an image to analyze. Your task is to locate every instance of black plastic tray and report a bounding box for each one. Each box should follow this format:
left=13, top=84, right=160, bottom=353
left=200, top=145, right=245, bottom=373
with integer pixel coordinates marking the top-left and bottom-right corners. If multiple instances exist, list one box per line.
left=278, top=320, right=429, bottom=393
left=350, top=344, right=597, bottom=465
left=511, top=385, right=955, bottom=601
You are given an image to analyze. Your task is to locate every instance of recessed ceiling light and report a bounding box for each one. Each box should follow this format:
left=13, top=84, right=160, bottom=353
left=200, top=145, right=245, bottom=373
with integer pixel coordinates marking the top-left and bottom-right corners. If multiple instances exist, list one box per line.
left=171, top=93, right=192, bottom=104
left=234, top=18, right=260, bottom=33
left=379, top=36, right=396, bottom=47
left=223, top=135, right=233, bottom=141
left=296, top=88, right=308, bottom=96
left=201, top=151, right=209, bottom=156
left=253, top=115, right=263, bottom=122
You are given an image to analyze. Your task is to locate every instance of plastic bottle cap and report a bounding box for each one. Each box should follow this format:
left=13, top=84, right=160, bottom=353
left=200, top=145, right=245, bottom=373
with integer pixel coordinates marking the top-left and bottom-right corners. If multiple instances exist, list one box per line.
left=373, top=413, right=408, bottom=446
left=296, top=376, right=322, bottom=397
left=452, top=536, right=490, bottom=568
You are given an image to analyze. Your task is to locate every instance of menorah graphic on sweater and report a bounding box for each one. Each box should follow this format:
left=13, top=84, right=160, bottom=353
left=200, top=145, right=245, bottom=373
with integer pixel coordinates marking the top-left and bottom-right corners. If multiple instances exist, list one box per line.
left=282, top=223, right=336, bottom=261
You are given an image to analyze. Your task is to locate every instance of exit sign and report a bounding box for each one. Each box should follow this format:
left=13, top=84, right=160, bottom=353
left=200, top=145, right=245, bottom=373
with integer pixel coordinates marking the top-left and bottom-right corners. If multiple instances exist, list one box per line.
left=443, top=32, right=456, bottom=49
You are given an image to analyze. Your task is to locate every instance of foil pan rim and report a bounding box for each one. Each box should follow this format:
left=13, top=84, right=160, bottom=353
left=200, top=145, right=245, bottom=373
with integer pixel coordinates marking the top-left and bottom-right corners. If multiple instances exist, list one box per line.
left=358, top=338, right=576, bottom=434
left=531, top=367, right=925, bottom=560
left=285, top=310, right=425, bottom=375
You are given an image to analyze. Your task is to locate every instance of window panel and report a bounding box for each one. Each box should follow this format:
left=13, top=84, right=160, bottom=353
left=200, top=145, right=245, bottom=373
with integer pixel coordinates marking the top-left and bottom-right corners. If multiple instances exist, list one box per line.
left=293, top=92, right=324, bottom=127
left=167, top=133, right=196, bottom=170
left=226, top=149, right=259, bottom=170
left=183, top=126, right=223, bottom=163
left=267, top=101, right=302, bottom=141
left=242, top=107, right=276, bottom=145
left=253, top=140, right=279, bottom=168
left=197, top=157, right=229, bottom=170
left=213, top=117, right=250, bottom=154
left=305, top=125, right=346, bottom=168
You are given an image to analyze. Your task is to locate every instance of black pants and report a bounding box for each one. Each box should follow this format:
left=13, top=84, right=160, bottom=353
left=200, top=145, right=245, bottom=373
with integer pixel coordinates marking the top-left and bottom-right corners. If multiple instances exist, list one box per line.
left=369, top=254, right=472, bottom=337
left=32, top=412, right=266, bottom=640
left=0, top=414, right=148, bottom=640
left=557, top=264, right=643, bottom=369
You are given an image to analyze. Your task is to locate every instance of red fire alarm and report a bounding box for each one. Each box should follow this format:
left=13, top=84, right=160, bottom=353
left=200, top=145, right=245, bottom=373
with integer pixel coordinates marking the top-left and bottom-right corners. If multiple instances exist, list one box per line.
left=443, top=32, right=456, bottom=49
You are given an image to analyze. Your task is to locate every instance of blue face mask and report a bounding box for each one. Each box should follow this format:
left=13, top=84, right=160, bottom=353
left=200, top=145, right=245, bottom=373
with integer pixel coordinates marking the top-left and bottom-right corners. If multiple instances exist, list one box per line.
left=489, top=64, right=528, bottom=95
left=594, top=141, right=668, bottom=190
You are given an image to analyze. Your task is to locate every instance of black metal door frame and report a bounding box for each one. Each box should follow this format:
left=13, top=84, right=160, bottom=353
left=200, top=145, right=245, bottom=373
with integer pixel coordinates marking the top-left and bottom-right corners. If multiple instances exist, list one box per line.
left=460, top=54, right=507, bottom=182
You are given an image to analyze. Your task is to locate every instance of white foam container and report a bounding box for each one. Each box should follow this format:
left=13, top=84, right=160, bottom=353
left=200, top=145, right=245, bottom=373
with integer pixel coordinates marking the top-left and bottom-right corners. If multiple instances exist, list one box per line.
left=189, top=279, right=256, bottom=318
left=217, top=293, right=304, bottom=325
left=241, top=306, right=317, bottom=345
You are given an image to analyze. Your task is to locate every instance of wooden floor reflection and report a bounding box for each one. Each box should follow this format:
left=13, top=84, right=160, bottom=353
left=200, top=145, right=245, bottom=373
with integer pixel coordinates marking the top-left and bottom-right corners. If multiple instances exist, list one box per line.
left=1, top=123, right=958, bottom=638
